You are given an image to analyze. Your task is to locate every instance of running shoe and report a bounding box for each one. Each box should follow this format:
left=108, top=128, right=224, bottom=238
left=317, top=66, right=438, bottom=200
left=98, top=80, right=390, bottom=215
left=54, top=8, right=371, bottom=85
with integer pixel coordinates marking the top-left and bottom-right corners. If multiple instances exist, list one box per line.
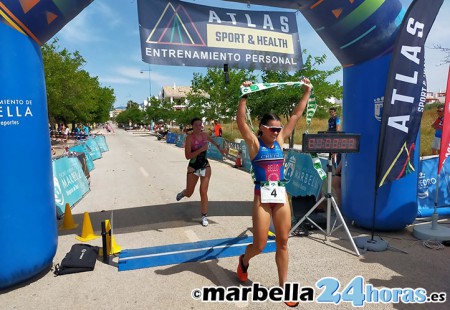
left=284, top=301, right=299, bottom=308
left=236, top=254, right=248, bottom=282
left=176, top=189, right=185, bottom=201
left=201, top=215, right=208, bottom=227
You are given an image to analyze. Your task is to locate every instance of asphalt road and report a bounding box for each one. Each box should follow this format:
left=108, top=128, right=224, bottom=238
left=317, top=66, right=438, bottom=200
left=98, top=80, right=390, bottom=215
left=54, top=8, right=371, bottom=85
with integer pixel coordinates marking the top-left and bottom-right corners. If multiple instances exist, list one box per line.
left=1, top=127, right=449, bottom=309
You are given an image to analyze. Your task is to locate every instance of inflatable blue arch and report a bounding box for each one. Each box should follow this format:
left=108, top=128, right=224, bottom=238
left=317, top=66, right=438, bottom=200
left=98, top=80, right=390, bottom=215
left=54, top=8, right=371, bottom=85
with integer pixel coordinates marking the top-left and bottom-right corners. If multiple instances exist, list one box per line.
left=0, top=0, right=428, bottom=289
left=230, top=0, right=420, bottom=231
left=0, top=0, right=93, bottom=289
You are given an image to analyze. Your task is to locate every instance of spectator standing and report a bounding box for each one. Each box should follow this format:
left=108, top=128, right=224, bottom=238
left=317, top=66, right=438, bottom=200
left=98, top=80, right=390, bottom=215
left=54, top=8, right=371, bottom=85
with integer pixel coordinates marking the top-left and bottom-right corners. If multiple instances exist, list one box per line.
left=327, top=107, right=341, bottom=132
left=213, top=120, right=223, bottom=137
left=83, top=124, right=90, bottom=137
left=74, top=124, right=81, bottom=139
left=328, top=107, right=341, bottom=167
left=431, top=105, right=444, bottom=155
left=63, top=124, right=69, bottom=143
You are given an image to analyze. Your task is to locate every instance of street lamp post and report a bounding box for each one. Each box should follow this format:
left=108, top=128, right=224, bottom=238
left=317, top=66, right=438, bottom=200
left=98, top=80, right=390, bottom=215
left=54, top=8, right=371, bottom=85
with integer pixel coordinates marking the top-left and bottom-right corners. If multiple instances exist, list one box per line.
left=140, top=65, right=152, bottom=102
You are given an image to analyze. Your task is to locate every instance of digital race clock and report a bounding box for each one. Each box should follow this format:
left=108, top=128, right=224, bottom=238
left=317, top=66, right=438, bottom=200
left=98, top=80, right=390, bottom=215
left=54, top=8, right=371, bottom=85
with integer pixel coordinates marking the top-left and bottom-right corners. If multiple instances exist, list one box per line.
left=302, top=133, right=361, bottom=153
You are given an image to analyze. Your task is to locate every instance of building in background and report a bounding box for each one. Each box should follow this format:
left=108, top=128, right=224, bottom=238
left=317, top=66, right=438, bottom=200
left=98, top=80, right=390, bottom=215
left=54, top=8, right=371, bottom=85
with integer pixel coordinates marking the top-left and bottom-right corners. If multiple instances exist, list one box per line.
left=426, top=90, right=446, bottom=104
left=159, top=84, right=210, bottom=111
left=160, top=84, right=192, bottom=111
left=110, top=107, right=126, bottom=119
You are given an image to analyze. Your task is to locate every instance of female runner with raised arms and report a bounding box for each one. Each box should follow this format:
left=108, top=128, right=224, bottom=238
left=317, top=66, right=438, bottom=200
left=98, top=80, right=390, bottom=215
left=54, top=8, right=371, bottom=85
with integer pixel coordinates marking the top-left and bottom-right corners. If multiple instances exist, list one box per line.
left=236, top=78, right=312, bottom=307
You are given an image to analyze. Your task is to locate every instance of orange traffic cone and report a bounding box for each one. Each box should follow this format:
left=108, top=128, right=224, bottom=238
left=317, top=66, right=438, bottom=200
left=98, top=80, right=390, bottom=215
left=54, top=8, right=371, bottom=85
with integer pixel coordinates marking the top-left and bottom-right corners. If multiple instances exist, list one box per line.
left=59, top=203, right=78, bottom=230
left=234, top=151, right=242, bottom=168
left=76, top=212, right=100, bottom=242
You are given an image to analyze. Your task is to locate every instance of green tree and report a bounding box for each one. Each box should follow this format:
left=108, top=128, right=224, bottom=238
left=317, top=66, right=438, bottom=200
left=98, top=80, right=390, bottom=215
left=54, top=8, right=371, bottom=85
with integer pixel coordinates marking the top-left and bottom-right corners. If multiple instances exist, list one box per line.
left=249, top=51, right=343, bottom=147
left=173, top=106, right=204, bottom=127
left=144, top=97, right=175, bottom=124
left=42, top=38, right=115, bottom=127
left=115, top=101, right=143, bottom=126
left=188, top=67, right=256, bottom=120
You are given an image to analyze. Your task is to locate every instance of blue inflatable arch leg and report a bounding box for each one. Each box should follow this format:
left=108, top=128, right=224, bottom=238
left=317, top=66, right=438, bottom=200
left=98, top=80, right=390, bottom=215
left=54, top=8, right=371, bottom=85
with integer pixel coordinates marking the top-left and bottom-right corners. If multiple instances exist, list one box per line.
left=0, top=24, right=57, bottom=289
left=229, top=0, right=418, bottom=230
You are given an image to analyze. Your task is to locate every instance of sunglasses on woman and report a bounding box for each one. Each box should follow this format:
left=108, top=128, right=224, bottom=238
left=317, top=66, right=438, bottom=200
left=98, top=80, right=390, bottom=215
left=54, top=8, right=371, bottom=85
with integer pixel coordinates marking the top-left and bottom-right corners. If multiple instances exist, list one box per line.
left=262, top=125, right=283, bottom=133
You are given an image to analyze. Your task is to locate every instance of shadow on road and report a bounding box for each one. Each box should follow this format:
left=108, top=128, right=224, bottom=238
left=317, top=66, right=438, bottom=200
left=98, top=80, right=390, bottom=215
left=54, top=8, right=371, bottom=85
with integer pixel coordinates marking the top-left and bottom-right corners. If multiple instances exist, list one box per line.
left=58, top=200, right=253, bottom=236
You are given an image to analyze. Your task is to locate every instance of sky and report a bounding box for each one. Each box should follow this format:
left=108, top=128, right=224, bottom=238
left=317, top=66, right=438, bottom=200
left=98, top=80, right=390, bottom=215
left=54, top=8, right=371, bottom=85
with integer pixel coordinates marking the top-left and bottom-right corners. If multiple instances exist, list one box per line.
left=53, top=0, right=450, bottom=108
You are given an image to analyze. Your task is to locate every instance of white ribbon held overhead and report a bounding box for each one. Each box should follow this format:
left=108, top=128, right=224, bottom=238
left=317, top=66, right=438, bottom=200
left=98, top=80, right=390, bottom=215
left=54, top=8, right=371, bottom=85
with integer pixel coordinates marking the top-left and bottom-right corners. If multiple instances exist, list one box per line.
left=239, top=80, right=317, bottom=131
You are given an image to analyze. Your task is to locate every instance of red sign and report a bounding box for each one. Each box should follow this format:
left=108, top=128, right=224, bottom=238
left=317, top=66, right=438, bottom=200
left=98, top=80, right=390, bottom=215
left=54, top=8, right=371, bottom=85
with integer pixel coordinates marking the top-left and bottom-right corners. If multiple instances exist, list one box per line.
left=438, top=66, right=450, bottom=173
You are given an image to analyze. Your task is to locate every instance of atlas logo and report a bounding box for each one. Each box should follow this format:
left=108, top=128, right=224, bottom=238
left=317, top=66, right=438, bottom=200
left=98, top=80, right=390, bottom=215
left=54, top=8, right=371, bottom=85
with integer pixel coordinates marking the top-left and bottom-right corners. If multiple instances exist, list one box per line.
left=374, top=97, right=384, bottom=122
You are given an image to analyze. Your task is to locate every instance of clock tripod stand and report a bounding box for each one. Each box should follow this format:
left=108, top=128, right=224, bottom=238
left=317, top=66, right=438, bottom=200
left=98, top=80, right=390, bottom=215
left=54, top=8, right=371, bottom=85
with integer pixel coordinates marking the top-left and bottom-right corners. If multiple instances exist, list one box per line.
left=289, top=133, right=361, bottom=256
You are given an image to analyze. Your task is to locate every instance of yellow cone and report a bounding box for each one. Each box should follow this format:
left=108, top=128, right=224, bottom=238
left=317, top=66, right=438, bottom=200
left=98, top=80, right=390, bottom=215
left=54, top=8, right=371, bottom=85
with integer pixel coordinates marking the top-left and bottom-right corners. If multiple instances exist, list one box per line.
left=105, top=220, right=121, bottom=255
left=76, top=212, right=100, bottom=242
left=59, top=203, right=78, bottom=230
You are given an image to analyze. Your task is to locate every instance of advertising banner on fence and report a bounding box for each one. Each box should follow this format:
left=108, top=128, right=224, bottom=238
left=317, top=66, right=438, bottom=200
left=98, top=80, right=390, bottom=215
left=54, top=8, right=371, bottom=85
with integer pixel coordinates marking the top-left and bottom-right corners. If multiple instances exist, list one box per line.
left=52, top=157, right=90, bottom=216
left=137, top=0, right=301, bottom=71
left=72, top=152, right=90, bottom=180
left=223, top=140, right=240, bottom=162
left=94, top=135, right=109, bottom=153
left=284, top=151, right=324, bottom=198
left=69, top=144, right=95, bottom=171
left=375, top=0, right=443, bottom=187
left=166, top=132, right=177, bottom=144
left=207, top=137, right=224, bottom=161
left=240, top=140, right=252, bottom=172
left=85, top=138, right=102, bottom=160
left=176, top=133, right=186, bottom=148
left=417, top=156, right=450, bottom=216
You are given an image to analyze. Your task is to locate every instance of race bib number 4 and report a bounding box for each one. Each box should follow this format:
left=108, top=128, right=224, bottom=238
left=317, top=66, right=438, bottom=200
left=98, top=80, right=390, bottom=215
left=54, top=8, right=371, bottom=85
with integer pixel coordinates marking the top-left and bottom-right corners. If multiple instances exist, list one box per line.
left=261, top=182, right=286, bottom=204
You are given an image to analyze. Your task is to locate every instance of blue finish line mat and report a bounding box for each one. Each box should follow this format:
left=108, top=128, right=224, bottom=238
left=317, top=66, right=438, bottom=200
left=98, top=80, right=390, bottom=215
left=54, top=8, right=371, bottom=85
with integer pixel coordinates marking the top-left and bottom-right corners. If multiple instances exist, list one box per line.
left=118, top=236, right=276, bottom=271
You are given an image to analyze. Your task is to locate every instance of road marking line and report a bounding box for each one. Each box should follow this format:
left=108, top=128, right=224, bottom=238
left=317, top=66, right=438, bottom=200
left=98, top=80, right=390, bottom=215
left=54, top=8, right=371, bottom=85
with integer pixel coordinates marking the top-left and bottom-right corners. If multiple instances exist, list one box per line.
left=139, top=167, right=149, bottom=177
left=185, top=229, right=200, bottom=242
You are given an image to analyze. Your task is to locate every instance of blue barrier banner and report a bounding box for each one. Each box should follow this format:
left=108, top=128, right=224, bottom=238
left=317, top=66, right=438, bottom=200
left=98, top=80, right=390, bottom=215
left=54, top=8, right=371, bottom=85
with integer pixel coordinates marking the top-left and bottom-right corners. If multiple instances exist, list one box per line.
left=417, top=156, right=450, bottom=217
left=166, top=132, right=177, bottom=144
left=284, top=151, right=324, bottom=198
left=176, top=134, right=186, bottom=148
left=94, top=135, right=109, bottom=152
left=69, top=144, right=95, bottom=171
left=70, top=152, right=90, bottom=180
left=85, top=138, right=102, bottom=160
left=223, top=140, right=240, bottom=161
left=52, top=157, right=90, bottom=216
left=207, top=137, right=223, bottom=161
left=240, top=140, right=252, bottom=172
